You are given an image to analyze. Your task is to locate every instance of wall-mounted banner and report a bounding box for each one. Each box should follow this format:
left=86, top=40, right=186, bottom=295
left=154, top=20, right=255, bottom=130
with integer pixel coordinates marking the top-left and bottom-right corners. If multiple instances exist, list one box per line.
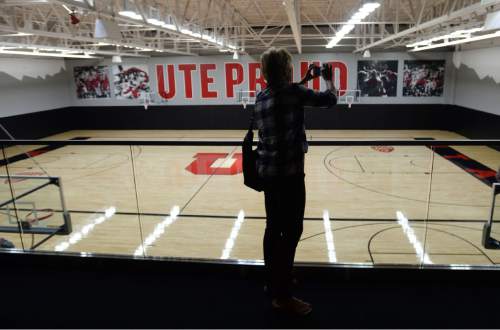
left=403, top=60, right=445, bottom=97
left=69, top=53, right=451, bottom=106
left=113, top=65, right=151, bottom=100
left=74, top=66, right=111, bottom=99
left=357, top=60, right=398, bottom=97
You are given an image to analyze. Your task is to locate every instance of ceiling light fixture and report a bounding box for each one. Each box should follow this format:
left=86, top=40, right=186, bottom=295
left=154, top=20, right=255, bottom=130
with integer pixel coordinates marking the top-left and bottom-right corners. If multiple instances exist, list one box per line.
left=407, top=27, right=484, bottom=48
left=117, top=2, right=241, bottom=53
left=0, top=49, right=98, bottom=59
left=326, top=2, right=380, bottom=48
left=0, top=32, right=34, bottom=37
left=147, top=18, right=177, bottom=31
left=119, top=10, right=142, bottom=20
left=407, top=28, right=500, bottom=52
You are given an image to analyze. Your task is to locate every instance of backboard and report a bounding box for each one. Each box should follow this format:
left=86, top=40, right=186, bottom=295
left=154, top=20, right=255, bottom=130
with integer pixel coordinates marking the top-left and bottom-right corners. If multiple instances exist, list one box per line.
left=337, top=90, right=361, bottom=108
left=142, top=92, right=168, bottom=109
left=237, top=90, right=256, bottom=109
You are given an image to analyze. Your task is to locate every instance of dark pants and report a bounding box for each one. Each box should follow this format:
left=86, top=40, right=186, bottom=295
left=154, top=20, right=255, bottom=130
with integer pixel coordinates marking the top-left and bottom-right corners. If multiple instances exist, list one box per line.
left=263, top=174, right=306, bottom=299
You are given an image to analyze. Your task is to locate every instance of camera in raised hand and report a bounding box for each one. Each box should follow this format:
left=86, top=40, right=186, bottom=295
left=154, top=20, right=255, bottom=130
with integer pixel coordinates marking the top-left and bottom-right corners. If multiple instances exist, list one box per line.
left=321, top=63, right=333, bottom=81
left=310, top=64, right=321, bottom=78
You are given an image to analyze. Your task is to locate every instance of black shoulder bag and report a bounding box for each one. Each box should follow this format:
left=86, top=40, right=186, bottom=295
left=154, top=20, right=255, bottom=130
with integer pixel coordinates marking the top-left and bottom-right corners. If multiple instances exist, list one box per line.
left=242, top=113, right=264, bottom=192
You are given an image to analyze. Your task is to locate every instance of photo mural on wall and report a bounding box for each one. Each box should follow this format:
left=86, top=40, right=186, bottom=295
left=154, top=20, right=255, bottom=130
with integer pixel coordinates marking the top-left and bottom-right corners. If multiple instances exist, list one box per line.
left=113, top=65, right=150, bottom=99
left=74, top=66, right=111, bottom=99
left=357, top=60, right=398, bottom=97
left=403, top=60, right=445, bottom=97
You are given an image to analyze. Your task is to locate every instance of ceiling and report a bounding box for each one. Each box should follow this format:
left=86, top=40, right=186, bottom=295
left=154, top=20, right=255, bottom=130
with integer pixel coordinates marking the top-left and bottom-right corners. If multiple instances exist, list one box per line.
left=0, top=0, right=499, bottom=59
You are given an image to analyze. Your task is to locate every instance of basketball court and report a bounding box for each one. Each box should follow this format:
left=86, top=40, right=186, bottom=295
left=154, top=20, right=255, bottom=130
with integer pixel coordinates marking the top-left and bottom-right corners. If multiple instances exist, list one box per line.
left=0, top=128, right=498, bottom=267
left=1, top=0, right=500, bottom=272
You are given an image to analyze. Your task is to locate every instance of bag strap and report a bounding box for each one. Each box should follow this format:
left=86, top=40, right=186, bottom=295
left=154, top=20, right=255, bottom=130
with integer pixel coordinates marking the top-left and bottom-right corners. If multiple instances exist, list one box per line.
left=249, top=109, right=255, bottom=131
left=247, top=99, right=256, bottom=132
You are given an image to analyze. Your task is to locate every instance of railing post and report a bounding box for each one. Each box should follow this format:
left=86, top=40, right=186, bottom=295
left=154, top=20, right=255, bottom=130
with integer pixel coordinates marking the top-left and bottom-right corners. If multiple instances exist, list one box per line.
left=482, top=183, right=500, bottom=249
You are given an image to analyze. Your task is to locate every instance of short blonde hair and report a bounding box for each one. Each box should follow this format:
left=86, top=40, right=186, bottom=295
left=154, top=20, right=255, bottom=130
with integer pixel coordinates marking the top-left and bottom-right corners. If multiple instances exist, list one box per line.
left=260, top=47, right=292, bottom=88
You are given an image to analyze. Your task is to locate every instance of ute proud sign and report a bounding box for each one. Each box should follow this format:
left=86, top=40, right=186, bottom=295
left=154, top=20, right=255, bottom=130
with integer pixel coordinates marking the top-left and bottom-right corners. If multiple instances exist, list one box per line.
left=155, top=59, right=349, bottom=101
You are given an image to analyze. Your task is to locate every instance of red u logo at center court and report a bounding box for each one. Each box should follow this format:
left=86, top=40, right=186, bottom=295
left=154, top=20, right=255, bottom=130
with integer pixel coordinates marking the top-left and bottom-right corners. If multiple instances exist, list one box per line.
left=186, top=153, right=243, bottom=175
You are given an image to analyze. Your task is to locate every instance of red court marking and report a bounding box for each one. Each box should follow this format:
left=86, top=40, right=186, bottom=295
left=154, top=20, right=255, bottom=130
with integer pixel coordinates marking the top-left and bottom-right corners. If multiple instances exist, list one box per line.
left=465, top=169, right=497, bottom=179
left=444, top=154, right=469, bottom=160
left=186, top=153, right=243, bottom=175
left=4, top=171, right=44, bottom=184
left=371, top=146, right=394, bottom=153
left=27, top=150, right=45, bottom=157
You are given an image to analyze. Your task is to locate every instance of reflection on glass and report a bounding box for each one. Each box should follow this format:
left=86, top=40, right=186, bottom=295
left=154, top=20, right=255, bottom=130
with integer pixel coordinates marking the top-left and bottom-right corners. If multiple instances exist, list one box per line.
left=54, top=206, right=116, bottom=252
left=134, top=205, right=180, bottom=257
left=396, top=211, right=432, bottom=264
left=221, top=209, right=245, bottom=260
left=322, top=210, right=337, bottom=263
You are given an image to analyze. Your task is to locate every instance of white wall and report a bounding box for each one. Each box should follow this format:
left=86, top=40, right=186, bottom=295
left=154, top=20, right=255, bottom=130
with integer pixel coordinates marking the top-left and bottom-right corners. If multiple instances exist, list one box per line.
left=453, top=46, right=500, bottom=115
left=0, top=50, right=477, bottom=117
left=0, top=57, right=71, bottom=117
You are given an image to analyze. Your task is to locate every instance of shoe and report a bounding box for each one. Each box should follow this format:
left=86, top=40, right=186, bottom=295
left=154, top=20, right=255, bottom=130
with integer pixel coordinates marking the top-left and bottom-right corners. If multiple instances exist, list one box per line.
left=271, top=297, right=312, bottom=316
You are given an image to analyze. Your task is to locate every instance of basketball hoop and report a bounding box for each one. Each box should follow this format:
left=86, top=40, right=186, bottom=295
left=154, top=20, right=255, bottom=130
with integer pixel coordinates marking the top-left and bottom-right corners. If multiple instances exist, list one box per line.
left=337, top=90, right=361, bottom=109
left=238, top=90, right=256, bottom=109
left=346, top=96, right=354, bottom=109
left=241, top=97, right=250, bottom=109
left=142, top=92, right=167, bottom=109
left=25, top=208, right=54, bottom=224
left=143, top=92, right=152, bottom=110
left=20, top=208, right=54, bottom=229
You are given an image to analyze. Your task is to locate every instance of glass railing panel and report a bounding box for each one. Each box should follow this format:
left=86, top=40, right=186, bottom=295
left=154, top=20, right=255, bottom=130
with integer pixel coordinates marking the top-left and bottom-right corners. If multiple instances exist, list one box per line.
left=296, top=145, right=433, bottom=266
left=0, top=144, right=24, bottom=251
left=2, top=144, right=145, bottom=256
left=132, top=145, right=251, bottom=215
left=1, top=139, right=498, bottom=270
left=131, top=144, right=433, bottom=267
left=176, top=145, right=262, bottom=217
left=491, top=184, right=500, bottom=249
left=138, top=215, right=242, bottom=260
left=423, top=145, right=500, bottom=267
left=131, top=145, right=248, bottom=258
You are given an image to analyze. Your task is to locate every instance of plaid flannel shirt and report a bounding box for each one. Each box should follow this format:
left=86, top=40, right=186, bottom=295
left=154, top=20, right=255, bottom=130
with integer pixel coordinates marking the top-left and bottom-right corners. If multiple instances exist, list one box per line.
left=253, top=83, right=337, bottom=179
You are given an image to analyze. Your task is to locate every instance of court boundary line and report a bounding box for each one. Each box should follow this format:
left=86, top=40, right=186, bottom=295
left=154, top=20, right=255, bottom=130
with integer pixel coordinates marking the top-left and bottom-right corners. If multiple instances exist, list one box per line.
left=1, top=207, right=493, bottom=223
left=367, top=225, right=496, bottom=265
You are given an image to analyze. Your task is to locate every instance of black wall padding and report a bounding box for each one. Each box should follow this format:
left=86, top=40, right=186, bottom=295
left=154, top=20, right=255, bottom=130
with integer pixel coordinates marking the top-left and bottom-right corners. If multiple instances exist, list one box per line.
left=0, top=104, right=499, bottom=139
left=451, top=106, right=500, bottom=139
left=73, top=105, right=252, bottom=130
left=0, top=107, right=69, bottom=140
left=68, top=104, right=455, bottom=130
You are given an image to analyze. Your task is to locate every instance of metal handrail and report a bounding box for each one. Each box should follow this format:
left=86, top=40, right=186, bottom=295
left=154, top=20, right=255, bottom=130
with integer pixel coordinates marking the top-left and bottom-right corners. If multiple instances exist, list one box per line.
left=0, top=139, right=499, bottom=146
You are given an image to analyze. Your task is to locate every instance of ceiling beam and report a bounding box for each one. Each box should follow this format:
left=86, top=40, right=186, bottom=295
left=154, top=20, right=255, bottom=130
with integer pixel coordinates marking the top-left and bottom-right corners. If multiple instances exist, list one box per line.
left=283, top=0, right=302, bottom=53
left=0, top=40, right=148, bottom=57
